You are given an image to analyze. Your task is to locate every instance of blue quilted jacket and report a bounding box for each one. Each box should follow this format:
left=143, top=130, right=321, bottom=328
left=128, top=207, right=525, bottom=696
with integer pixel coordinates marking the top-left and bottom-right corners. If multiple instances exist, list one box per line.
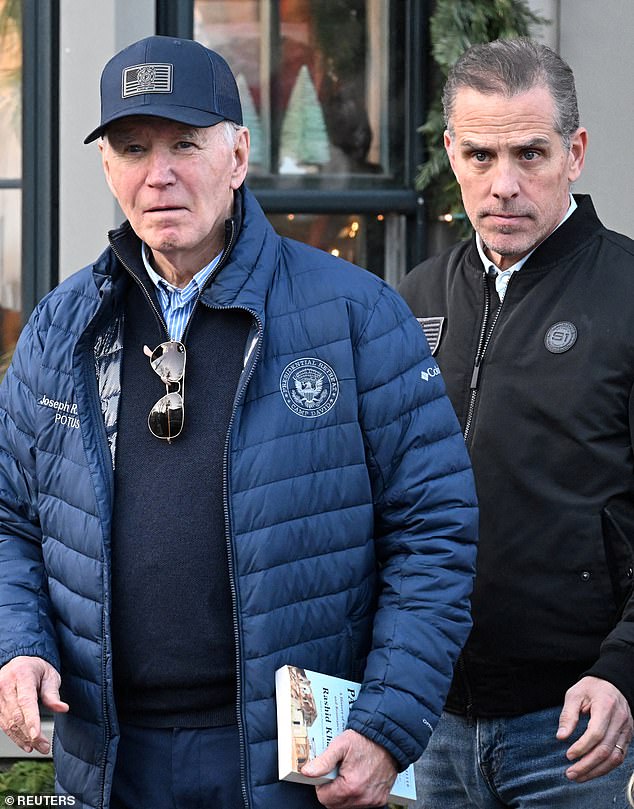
left=0, top=189, right=477, bottom=808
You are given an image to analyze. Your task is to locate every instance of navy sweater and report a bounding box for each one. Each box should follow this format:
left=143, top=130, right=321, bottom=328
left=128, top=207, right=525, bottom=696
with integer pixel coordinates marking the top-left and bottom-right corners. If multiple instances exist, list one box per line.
left=110, top=274, right=251, bottom=727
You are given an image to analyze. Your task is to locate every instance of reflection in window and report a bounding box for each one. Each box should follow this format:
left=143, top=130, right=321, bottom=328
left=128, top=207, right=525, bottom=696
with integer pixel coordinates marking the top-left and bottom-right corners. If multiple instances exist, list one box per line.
left=0, top=0, right=22, bottom=358
left=267, top=212, right=386, bottom=277
left=194, top=0, right=400, bottom=185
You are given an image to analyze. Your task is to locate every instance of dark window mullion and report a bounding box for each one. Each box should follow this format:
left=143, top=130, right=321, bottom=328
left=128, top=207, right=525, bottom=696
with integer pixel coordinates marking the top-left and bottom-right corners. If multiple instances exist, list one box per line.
left=21, top=0, right=59, bottom=319
left=405, top=0, right=428, bottom=267
left=156, top=0, right=193, bottom=38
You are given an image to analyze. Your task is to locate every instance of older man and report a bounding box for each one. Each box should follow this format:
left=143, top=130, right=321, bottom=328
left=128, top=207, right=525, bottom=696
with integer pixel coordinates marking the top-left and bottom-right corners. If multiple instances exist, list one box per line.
left=0, top=36, right=477, bottom=809
left=399, top=38, right=634, bottom=808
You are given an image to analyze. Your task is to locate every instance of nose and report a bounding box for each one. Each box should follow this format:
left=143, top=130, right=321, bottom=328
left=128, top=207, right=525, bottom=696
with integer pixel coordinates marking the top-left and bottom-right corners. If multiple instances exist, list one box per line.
left=490, top=158, right=520, bottom=200
left=145, top=148, right=176, bottom=187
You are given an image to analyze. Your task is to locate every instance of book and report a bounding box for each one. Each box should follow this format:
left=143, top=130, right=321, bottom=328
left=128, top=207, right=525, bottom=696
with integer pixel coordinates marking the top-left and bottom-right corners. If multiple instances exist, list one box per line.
left=275, top=664, right=417, bottom=806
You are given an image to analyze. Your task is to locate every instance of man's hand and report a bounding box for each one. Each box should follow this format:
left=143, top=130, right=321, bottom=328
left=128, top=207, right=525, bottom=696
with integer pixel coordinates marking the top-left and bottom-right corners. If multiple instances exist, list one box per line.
left=557, top=675, right=633, bottom=782
left=300, top=728, right=398, bottom=808
left=0, top=656, right=69, bottom=754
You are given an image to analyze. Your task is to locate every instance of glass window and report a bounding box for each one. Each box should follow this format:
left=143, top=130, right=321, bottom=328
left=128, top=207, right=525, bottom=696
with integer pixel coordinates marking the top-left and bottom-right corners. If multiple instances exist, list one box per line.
left=0, top=0, right=22, bottom=360
left=194, top=0, right=404, bottom=190
left=267, top=211, right=405, bottom=286
left=268, top=211, right=384, bottom=272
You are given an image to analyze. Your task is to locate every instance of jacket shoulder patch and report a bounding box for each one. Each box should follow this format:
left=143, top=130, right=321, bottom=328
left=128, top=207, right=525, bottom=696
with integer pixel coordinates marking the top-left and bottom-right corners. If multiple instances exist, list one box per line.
left=417, top=317, right=445, bottom=355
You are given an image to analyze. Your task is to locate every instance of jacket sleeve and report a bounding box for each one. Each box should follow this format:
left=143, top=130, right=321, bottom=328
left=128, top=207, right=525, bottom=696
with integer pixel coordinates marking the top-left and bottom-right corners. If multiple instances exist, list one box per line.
left=584, top=595, right=634, bottom=711
left=345, top=283, right=478, bottom=770
left=583, top=391, right=634, bottom=709
left=0, top=312, right=60, bottom=671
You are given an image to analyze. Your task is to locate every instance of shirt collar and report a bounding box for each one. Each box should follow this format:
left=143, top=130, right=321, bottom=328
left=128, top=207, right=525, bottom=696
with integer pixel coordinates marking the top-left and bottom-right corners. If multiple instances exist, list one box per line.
left=141, top=243, right=222, bottom=299
left=476, top=193, right=578, bottom=276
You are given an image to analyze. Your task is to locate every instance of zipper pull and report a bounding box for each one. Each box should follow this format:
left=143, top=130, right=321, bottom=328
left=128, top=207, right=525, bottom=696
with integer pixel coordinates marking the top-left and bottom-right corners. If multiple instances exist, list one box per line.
left=470, top=359, right=482, bottom=390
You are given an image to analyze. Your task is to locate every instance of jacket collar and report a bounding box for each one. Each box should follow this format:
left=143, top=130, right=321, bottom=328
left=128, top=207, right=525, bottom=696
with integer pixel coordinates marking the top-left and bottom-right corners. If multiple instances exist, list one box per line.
left=522, top=194, right=602, bottom=271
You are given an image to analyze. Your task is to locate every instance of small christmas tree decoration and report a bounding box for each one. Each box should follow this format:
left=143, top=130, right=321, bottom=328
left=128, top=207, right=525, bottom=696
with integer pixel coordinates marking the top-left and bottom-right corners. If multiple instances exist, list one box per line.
left=279, top=65, right=330, bottom=173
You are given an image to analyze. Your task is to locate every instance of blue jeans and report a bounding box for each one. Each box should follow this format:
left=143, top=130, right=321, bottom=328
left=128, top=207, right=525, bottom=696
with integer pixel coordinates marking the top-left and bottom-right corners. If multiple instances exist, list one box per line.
left=109, top=723, right=243, bottom=809
left=413, top=708, right=634, bottom=808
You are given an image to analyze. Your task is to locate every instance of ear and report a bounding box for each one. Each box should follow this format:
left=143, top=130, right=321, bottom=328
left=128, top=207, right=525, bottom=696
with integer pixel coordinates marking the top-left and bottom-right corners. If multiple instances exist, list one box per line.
left=567, top=127, right=587, bottom=183
left=230, top=128, right=250, bottom=190
left=444, top=130, right=459, bottom=180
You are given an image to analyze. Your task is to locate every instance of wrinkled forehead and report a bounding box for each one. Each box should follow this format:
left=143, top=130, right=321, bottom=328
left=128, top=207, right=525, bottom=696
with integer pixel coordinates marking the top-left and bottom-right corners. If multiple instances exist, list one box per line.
left=448, top=86, right=559, bottom=139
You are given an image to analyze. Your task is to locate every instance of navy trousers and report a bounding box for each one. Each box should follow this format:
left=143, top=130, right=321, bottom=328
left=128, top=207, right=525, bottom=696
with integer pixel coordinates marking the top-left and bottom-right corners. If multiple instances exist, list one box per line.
left=109, top=723, right=243, bottom=809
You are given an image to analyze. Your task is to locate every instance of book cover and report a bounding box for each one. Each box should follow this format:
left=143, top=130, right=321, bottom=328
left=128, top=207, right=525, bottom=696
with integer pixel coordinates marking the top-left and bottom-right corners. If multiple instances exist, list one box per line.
left=275, top=664, right=417, bottom=806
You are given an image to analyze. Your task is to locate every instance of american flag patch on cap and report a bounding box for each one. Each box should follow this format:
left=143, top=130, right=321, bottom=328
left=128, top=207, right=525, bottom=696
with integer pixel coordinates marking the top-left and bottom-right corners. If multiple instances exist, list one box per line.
left=417, top=317, right=445, bottom=355
left=122, top=63, right=173, bottom=97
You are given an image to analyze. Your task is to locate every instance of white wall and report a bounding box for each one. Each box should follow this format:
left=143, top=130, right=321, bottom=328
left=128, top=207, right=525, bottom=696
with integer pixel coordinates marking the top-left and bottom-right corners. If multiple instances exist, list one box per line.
left=530, top=0, right=634, bottom=238
left=559, top=0, right=634, bottom=238
left=59, top=0, right=155, bottom=280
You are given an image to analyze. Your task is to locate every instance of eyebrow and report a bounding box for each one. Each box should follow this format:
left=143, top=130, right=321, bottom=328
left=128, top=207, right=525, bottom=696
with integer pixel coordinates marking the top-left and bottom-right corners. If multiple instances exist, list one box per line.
left=460, top=136, right=552, bottom=150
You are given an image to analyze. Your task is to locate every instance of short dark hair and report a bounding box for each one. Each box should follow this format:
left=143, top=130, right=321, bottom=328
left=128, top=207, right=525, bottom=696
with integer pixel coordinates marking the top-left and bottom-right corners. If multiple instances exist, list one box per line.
left=443, top=39, right=580, bottom=149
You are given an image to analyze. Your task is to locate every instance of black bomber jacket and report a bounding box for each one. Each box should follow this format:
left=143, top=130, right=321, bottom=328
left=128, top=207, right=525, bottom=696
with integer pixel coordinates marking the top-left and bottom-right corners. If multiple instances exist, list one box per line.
left=399, top=195, right=634, bottom=716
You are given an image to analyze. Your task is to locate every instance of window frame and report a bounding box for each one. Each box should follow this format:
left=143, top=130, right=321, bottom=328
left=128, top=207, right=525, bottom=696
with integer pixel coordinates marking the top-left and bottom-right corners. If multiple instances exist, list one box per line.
left=157, top=0, right=430, bottom=272
left=22, top=0, right=59, bottom=319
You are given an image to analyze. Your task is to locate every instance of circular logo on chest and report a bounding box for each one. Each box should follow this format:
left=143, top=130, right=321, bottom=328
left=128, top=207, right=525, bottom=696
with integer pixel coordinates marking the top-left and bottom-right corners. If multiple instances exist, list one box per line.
left=544, top=321, right=578, bottom=354
left=280, top=358, right=339, bottom=418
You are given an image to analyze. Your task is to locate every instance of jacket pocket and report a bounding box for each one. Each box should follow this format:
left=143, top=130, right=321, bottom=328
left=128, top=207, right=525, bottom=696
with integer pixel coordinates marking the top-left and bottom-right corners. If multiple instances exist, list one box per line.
left=601, top=494, right=634, bottom=616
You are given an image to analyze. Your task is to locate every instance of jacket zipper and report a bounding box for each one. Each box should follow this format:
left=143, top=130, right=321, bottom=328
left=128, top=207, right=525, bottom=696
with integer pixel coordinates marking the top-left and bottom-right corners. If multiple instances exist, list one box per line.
left=463, top=271, right=506, bottom=443
left=459, top=269, right=510, bottom=721
left=190, top=213, right=254, bottom=807
left=213, top=305, right=263, bottom=809
left=456, top=654, right=475, bottom=722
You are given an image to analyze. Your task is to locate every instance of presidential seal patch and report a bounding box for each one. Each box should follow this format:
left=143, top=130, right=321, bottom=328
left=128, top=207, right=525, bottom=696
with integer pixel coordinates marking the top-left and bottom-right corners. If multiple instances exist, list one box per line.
left=280, top=358, right=339, bottom=418
left=544, top=321, right=578, bottom=354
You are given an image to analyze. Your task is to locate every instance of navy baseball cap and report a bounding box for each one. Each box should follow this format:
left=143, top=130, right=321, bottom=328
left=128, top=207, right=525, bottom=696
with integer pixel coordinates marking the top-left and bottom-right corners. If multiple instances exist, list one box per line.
left=84, top=35, right=243, bottom=143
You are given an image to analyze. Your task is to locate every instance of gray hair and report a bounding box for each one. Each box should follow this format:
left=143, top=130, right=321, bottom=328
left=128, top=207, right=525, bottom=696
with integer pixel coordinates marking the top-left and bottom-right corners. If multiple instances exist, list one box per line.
left=219, top=120, right=245, bottom=148
left=443, top=39, right=580, bottom=149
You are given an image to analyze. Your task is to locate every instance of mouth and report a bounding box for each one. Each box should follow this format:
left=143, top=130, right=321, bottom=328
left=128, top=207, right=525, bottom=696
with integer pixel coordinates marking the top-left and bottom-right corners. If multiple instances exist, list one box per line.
left=144, top=206, right=186, bottom=214
left=482, top=211, right=530, bottom=222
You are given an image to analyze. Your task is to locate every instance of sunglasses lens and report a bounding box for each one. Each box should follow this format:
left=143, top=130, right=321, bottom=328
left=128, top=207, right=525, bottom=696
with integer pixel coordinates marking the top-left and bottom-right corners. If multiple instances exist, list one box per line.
left=148, top=392, right=184, bottom=440
left=150, top=342, right=186, bottom=383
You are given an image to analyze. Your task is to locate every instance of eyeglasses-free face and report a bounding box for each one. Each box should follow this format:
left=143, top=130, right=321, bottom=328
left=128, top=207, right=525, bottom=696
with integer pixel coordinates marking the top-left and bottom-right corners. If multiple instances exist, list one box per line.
left=144, top=340, right=186, bottom=441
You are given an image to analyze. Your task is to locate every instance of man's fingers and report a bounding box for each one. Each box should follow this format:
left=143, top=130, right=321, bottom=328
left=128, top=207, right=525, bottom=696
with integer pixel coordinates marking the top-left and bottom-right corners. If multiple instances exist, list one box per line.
left=564, top=715, right=610, bottom=760
left=0, top=657, right=66, bottom=754
left=0, top=673, right=37, bottom=749
left=566, top=740, right=627, bottom=782
left=16, top=676, right=43, bottom=741
left=40, top=669, right=70, bottom=715
left=556, top=692, right=584, bottom=740
left=7, top=683, right=52, bottom=755
left=559, top=678, right=633, bottom=783
left=302, top=736, right=345, bottom=778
